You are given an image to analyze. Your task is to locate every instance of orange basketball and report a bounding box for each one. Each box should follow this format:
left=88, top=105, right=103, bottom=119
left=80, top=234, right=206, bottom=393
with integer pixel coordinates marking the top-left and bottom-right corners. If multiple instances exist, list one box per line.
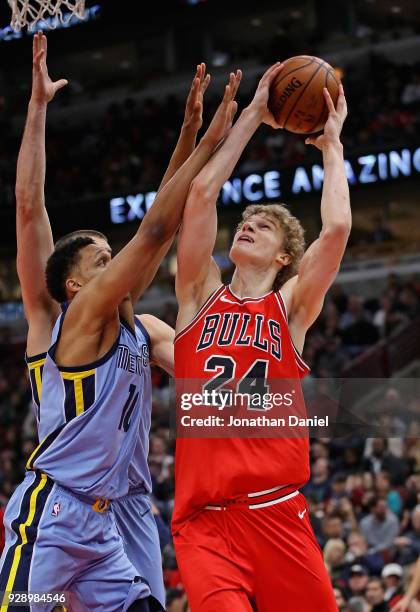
left=268, top=56, right=340, bottom=134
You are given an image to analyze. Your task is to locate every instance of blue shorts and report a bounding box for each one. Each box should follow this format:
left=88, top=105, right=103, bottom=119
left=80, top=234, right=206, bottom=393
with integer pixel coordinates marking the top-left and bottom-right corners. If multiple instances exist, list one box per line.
left=112, top=490, right=165, bottom=608
left=0, top=471, right=150, bottom=611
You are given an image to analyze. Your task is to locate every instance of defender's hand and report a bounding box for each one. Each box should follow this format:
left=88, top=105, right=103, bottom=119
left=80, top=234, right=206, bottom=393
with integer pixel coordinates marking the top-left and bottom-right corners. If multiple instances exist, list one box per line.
left=183, top=63, right=211, bottom=133
left=248, top=62, right=285, bottom=129
left=305, top=84, right=347, bottom=150
left=31, top=32, right=68, bottom=104
left=204, top=69, right=242, bottom=145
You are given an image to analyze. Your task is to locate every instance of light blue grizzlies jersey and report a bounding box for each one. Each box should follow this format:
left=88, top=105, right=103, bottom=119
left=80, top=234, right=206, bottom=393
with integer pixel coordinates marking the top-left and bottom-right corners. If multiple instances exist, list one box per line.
left=27, top=310, right=148, bottom=500
left=129, top=318, right=153, bottom=493
left=26, top=314, right=64, bottom=436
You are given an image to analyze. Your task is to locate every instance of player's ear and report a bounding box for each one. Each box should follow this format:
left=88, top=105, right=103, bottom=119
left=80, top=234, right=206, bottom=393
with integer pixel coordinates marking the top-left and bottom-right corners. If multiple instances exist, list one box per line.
left=276, top=252, right=291, bottom=267
left=65, top=276, right=82, bottom=295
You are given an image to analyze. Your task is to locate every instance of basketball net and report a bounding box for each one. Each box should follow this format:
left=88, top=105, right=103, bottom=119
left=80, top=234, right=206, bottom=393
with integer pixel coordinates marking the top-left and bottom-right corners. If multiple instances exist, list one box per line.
left=8, top=0, right=85, bottom=31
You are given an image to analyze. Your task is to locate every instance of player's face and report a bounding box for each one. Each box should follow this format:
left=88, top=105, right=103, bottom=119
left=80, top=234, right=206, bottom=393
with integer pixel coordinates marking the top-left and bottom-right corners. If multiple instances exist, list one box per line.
left=68, top=239, right=113, bottom=290
left=230, top=214, right=290, bottom=270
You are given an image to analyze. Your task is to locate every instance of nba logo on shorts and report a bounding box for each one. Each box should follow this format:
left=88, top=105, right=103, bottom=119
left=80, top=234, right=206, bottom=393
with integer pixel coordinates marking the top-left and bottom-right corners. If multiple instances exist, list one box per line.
left=52, top=502, right=61, bottom=517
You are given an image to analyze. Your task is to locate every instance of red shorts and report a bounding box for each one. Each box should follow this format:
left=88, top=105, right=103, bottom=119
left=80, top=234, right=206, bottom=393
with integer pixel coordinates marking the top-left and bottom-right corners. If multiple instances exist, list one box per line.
left=173, top=491, right=337, bottom=612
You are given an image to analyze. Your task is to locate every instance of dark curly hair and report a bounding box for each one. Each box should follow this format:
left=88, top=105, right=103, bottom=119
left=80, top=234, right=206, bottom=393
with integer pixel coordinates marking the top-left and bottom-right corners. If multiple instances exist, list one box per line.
left=46, top=236, right=95, bottom=303
left=54, top=229, right=108, bottom=249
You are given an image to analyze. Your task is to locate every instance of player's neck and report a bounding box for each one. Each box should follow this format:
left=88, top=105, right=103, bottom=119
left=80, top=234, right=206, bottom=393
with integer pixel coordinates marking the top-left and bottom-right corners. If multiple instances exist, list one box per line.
left=230, top=267, right=275, bottom=299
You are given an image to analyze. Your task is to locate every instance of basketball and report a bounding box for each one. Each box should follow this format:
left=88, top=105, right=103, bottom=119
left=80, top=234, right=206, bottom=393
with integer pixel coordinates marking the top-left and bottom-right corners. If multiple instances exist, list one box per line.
left=268, top=56, right=340, bottom=134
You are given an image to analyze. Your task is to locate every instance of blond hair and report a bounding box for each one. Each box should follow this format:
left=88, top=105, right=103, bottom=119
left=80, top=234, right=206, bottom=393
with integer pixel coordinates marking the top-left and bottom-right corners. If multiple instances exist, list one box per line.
left=239, top=204, right=305, bottom=290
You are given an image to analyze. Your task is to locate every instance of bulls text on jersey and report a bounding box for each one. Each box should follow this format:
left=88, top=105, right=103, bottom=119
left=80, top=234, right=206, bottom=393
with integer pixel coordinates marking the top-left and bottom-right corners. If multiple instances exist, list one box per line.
left=196, top=312, right=282, bottom=361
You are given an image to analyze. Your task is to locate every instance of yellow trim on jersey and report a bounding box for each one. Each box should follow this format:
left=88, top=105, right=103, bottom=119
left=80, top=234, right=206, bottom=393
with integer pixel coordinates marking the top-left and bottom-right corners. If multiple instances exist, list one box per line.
left=74, top=378, right=84, bottom=416
left=27, top=357, right=46, bottom=370
left=60, top=369, right=95, bottom=381
left=34, top=367, right=43, bottom=404
left=27, top=358, right=46, bottom=408
left=61, top=369, right=96, bottom=419
left=0, top=474, right=48, bottom=611
left=26, top=444, right=39, bottom=470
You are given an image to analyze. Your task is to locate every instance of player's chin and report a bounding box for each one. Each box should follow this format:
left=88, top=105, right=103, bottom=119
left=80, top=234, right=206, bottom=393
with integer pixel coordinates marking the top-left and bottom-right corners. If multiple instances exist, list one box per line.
left=230, top=242, right=255, bottom=263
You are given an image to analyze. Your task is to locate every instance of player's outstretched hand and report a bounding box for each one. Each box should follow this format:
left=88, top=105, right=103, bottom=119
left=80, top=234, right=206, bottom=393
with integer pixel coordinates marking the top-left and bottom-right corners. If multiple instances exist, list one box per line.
left=204, top=69, right=242, bottom=146
left=31, top=32, right=68, bottom=105
left=248, top=62, right=285, bottom=129
left=305, top=84, right=347, bottom=151
left=183, top=63, right=211, bottom=134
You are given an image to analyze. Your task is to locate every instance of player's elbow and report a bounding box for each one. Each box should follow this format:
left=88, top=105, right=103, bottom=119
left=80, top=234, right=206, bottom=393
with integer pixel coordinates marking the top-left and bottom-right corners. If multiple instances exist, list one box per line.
left=324, top=221, right=351, bottom=244
left=15, top=191, right=36, bottom=220
left=189, top=177, right=217, bottom=206
left=139, top=219, right=173, bottom=245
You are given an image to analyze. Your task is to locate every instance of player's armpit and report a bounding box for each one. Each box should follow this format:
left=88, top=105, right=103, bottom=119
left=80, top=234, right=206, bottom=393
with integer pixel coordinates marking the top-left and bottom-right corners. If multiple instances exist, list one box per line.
left=287, top=224, right=350, bottom=340
left=25, top=307, right=60, bottom=356
left=138, top=314, right=175, bottom=376
left=175, top=256, right=222, bottom=334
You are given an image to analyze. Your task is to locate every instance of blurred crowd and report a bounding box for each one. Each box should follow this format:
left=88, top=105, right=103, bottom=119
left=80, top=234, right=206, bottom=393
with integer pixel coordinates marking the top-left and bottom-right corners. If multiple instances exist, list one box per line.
left=303, top=274, right=420, bottom=378
left=0, top=273, right=420, bottom=609
left=0, top=56, right=420, bottom=208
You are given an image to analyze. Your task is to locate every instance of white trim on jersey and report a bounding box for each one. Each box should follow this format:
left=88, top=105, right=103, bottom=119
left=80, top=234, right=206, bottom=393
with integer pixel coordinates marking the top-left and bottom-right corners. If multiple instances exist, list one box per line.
left=204, top=489, right=299, bottom=510
left=275, top=290, right=311, bottom=374
left=249, top=489, right=299, bottom=509
left=247, top=484, right=288, bottom=498
left=228, top=285, right=274, bottom=303
left=175, top=285, right=225, bottom=343
left=274, top=291, right=288, bottom=323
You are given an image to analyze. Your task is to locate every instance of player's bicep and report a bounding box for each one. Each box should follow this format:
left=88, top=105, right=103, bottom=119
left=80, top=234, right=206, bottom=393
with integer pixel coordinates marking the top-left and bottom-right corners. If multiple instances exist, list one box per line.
left=16, top=205, right=59, bottom=321
left=139, top=315, right=175, bottom=376
left=175, top=186, right=218, bottom=301
left=293, top=232, right=345, bottom=326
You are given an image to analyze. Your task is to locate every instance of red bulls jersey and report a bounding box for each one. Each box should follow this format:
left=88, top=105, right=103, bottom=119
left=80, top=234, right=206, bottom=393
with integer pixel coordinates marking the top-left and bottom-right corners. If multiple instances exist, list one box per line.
left=173, top=284, right=311, bottom=532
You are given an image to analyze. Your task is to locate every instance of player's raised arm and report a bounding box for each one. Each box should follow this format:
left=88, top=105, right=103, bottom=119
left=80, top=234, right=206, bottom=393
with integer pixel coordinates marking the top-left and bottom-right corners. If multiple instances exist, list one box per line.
left=175, top=63, right=284, bottom=321
left=283, top=84, right=351, bottom=351
left=64, top=71, right=242, bottom=333
left=158, top=63, right=210, bottom=191
left=16, top=32, right=67, bottom=355
left=138, top=315, right=175, bottom=376
left=129, top=64, right=210, bottom=305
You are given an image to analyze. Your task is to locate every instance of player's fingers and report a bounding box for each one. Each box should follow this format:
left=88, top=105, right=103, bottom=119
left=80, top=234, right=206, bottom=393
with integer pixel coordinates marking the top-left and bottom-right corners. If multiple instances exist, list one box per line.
left=33, top=48, right=44, bottom=68
left=34, top=31, right=42, bottom=56
left=231, top=69, right=242, bottom=99
left=200, top=62, right=206, bottom=83
left=230, top=100, right=238, bottom=123
left=188, top=77, right=200, bottom=103
left=267, top=62, right=284, bottom=85
left=260, top=61, right=282, bottom=84
left=222, top=83, right=231, bottom=105
left=54, top=79, right=68, bottom=91
left=225, top=73, right=235, bottom=101
left=201, top=73, right=211, bottom=95
left=337, top=84, right=347, bottom=116
left=41, top=33, right=47, bottom=60
left=323, top=87, right=336, bottom=113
